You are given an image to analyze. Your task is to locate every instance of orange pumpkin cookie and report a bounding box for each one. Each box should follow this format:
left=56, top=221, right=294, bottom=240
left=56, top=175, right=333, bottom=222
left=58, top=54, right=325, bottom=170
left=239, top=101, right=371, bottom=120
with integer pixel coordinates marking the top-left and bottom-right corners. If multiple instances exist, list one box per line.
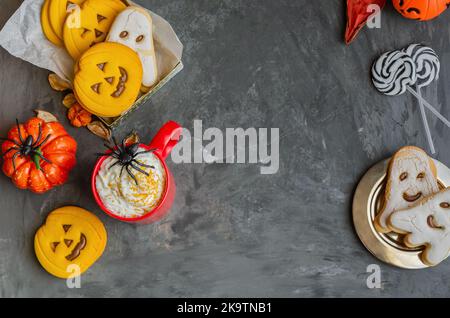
left=34, top=206, right=107, bottom=279
left=73, top=42, right=143, bottom=117
left=63, top=0, right=127, bottom=60
left=41, top=0, right=64, bottom=46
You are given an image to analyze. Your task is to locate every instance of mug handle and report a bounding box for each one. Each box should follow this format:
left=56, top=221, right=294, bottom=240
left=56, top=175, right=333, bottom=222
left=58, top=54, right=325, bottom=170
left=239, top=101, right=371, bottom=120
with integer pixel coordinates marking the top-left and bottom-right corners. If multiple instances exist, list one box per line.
left=148, top=121, right=182, bottom=161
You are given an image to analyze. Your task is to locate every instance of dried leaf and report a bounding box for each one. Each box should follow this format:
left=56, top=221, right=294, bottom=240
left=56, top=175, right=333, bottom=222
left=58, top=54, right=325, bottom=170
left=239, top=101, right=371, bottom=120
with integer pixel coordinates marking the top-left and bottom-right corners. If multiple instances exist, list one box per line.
left=48, top=73, right=72, bottom=91
left=87, top=121, right=111, bottom=140
left=34, top=110, right=58, bottom=123
left=124, top=131, right=140, bottom=145
left=62, top=93, right=77, bottom=108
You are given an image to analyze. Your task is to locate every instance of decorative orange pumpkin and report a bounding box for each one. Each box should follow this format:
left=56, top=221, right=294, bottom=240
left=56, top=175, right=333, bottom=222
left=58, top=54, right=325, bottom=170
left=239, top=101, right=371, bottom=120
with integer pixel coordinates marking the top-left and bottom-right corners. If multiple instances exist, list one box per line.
left=392, top=0, right=450, bottom=21
left=1, top=117, right=77, bottom=194
left=67, top=103, right=92, bottom=127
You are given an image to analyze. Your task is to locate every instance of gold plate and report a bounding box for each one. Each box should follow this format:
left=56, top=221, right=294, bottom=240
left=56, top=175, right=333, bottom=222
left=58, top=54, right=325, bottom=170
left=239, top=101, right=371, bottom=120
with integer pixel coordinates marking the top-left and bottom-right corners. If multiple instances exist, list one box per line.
left=352, top=157, right=450, bottom=269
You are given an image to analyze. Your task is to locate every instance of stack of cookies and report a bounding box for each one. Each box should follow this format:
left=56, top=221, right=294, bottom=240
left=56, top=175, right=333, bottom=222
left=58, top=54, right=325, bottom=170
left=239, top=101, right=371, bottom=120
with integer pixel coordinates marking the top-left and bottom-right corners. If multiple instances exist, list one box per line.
left=41, top=0, right=158, bottom=117
left=375, top=146, right=450, bottom=266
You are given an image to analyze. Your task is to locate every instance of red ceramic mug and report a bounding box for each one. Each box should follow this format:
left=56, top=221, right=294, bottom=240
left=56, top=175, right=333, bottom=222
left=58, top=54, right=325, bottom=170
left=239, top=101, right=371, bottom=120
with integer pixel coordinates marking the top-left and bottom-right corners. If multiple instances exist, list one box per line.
left=91, top=121, right=182, bottom=224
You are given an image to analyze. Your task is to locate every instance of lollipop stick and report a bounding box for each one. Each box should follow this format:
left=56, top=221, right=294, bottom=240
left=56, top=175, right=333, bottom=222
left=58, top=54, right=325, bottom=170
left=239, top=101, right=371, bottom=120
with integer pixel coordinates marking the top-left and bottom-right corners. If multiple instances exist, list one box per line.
left=416, top=86, right=436, bottom=154
left=406, top=86, right=450, bottom=128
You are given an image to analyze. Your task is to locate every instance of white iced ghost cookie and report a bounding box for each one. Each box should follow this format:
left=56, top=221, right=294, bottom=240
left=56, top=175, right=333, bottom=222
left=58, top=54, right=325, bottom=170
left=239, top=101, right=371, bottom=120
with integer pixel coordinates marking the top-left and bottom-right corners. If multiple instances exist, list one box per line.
left=389, top=187, right=450, bottom=266
left=107, top=6, right=158, bottom=90
left=375, top=146, right=439, bottom=233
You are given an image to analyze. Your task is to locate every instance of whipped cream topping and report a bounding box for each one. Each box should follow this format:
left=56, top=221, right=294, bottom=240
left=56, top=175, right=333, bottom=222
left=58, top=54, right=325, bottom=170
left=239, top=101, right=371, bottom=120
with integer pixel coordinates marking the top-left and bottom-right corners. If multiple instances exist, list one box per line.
left=96, top=149, right=166, bottom=218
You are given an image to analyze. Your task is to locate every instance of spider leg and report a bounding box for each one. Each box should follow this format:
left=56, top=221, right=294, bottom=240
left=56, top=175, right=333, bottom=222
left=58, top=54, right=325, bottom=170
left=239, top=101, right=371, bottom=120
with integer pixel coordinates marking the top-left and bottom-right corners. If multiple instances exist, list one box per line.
left=103, top=144, right=121, bottom=157
left=119, top=165, right=125, bottom=178
left=16, top=119, right=24, bottom=143
left=132, top=159, right=154, bottom=169
left=134, top=148, right=157, bottom=156
left=32, top=123, right=42, bottom=147
left=108, top=160, right=122, bottom=170
left=0, top=138, right=21, bottom=147
left=112, top=136, right=124, bottom=152
left=95, top=153, right=110, bottom=157
left=35, top=133, right=51, bottom=149
left=11, top=151, right=21, bottom=171
left=126, top=165, right=139, bottom=185
left=130, top=162, right=149, bottom=176
left=32, top=151, right=52, bottom=164
left=103, top=143, right=115, bottom=152
left=2, top=146, right=20, bottom=157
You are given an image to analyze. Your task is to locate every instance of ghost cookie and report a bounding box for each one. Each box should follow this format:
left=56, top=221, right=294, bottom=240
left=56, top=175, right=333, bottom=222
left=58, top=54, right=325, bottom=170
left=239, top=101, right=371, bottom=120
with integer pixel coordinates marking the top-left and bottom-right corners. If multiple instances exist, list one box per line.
left=375, top=146, right=439, bottom=233
left=107, top=6, right=158, bottom=90
left=389, top=187, right=450, bottom=266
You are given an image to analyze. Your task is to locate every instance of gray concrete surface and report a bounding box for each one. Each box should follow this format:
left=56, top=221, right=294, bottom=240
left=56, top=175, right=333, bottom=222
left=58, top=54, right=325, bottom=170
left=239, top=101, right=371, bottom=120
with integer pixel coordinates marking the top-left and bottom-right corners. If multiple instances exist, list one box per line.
left=1, top=0, right=450, bottom=297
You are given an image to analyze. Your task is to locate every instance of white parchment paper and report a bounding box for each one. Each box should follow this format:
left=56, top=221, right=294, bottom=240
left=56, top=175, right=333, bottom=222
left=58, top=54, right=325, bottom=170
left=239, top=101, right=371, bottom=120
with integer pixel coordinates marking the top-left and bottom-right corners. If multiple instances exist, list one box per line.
left=0, top=0, right=183, bottom=82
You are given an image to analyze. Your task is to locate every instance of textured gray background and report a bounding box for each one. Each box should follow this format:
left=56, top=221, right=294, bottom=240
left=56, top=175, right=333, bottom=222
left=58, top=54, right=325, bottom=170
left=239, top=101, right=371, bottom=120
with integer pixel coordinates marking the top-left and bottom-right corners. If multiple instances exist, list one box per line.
left=1, top=0, right=450, bottom=297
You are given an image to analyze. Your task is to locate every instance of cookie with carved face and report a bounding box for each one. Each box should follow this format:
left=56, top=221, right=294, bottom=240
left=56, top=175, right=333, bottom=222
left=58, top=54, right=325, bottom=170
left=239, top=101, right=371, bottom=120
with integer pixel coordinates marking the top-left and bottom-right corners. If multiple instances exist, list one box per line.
left=73, top=42, right=143, bottom=117
left=42, top=0, right=64, bottom=46
left=106, top=6, right=158, bottom=90
left=34, top=206, right=107, bottom=278
left=375, top=146, right=439, bottom=233
left=63, top=0, right=127, bottom=60
left=48, top=0, right=86, bottom=42
left=389, top=187, right=450, bottom=266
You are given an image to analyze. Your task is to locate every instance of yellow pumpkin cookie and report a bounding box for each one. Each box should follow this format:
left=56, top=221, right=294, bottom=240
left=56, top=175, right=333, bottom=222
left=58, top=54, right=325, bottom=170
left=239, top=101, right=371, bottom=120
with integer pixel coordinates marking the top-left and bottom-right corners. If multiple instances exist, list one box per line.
left=34, top=206, right=107, bottom=279
left=49, top=0, right=86, bottom=42
left=63, top=0, right=127, bottom=60
left=73, top=42, right=143, bottom=117
left=41, top=0, right=64, bottom=46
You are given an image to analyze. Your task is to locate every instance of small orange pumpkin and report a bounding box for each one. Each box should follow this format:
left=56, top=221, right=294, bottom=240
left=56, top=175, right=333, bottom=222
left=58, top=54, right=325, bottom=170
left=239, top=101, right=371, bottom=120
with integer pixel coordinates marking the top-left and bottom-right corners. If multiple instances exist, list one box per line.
left=1, top=118, right=77, bottom=193
left=392, top=0, right=450, bottom=21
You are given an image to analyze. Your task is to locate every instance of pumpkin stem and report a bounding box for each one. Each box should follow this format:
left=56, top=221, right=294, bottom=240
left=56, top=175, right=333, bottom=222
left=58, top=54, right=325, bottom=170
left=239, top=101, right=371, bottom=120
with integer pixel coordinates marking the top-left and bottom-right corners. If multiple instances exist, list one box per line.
left=32, top=149, right=42, bottom=170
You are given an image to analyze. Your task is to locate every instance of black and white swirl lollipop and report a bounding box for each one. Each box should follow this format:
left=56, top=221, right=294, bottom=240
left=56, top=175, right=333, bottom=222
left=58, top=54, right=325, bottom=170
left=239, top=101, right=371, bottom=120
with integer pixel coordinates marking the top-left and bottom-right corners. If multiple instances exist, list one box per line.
left=372, top=50, right=417, bottom=96
left=372, top=46, right=450, bottom=154
left=404, top=44, right=440, bottom=89
left=403, top=44, right=440, bottom=154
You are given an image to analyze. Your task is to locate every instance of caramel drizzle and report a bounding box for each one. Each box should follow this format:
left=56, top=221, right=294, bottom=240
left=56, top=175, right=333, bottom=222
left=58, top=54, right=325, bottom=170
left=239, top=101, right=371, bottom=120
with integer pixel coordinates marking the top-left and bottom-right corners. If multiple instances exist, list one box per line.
left=427, top=215, right=445, bottom=230
left=91, top=83, right=101, bottom=94
left=111, top=67, right=128, bottom=98
left=95, top=29, right=104, bottom=38
left=97, top=14, right=107, bottom=23
left=65, top=234, right=87, bottom=261
left=402, top=191, right=422, bottom=202
left=97, top=63, right=106, bottom=71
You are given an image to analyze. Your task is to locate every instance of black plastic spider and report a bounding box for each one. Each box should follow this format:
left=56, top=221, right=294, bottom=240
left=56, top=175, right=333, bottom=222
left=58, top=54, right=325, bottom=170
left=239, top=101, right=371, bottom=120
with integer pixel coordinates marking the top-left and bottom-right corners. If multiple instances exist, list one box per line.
left=1, top=119, right=52, bottom=170
left=97, top=136, right=155, bottom=185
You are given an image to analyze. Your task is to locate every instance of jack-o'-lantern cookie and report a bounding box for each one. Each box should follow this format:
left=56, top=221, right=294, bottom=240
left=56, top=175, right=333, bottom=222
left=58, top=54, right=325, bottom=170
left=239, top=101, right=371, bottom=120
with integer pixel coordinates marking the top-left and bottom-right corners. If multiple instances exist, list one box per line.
left=34, top=206, right=107, bottom=279
left=375, top=146, right=439, bottom=233
left=41, top=0, right=64, bottom=46
left=73, top=42, right=143, bottom=117
left=48, top=0, right=86, bottom=42
left=63, top=0, right=127, bottom=60
left=389, top=187, right=450, bottom=266
left=107, top=6, right=158, bottom=90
